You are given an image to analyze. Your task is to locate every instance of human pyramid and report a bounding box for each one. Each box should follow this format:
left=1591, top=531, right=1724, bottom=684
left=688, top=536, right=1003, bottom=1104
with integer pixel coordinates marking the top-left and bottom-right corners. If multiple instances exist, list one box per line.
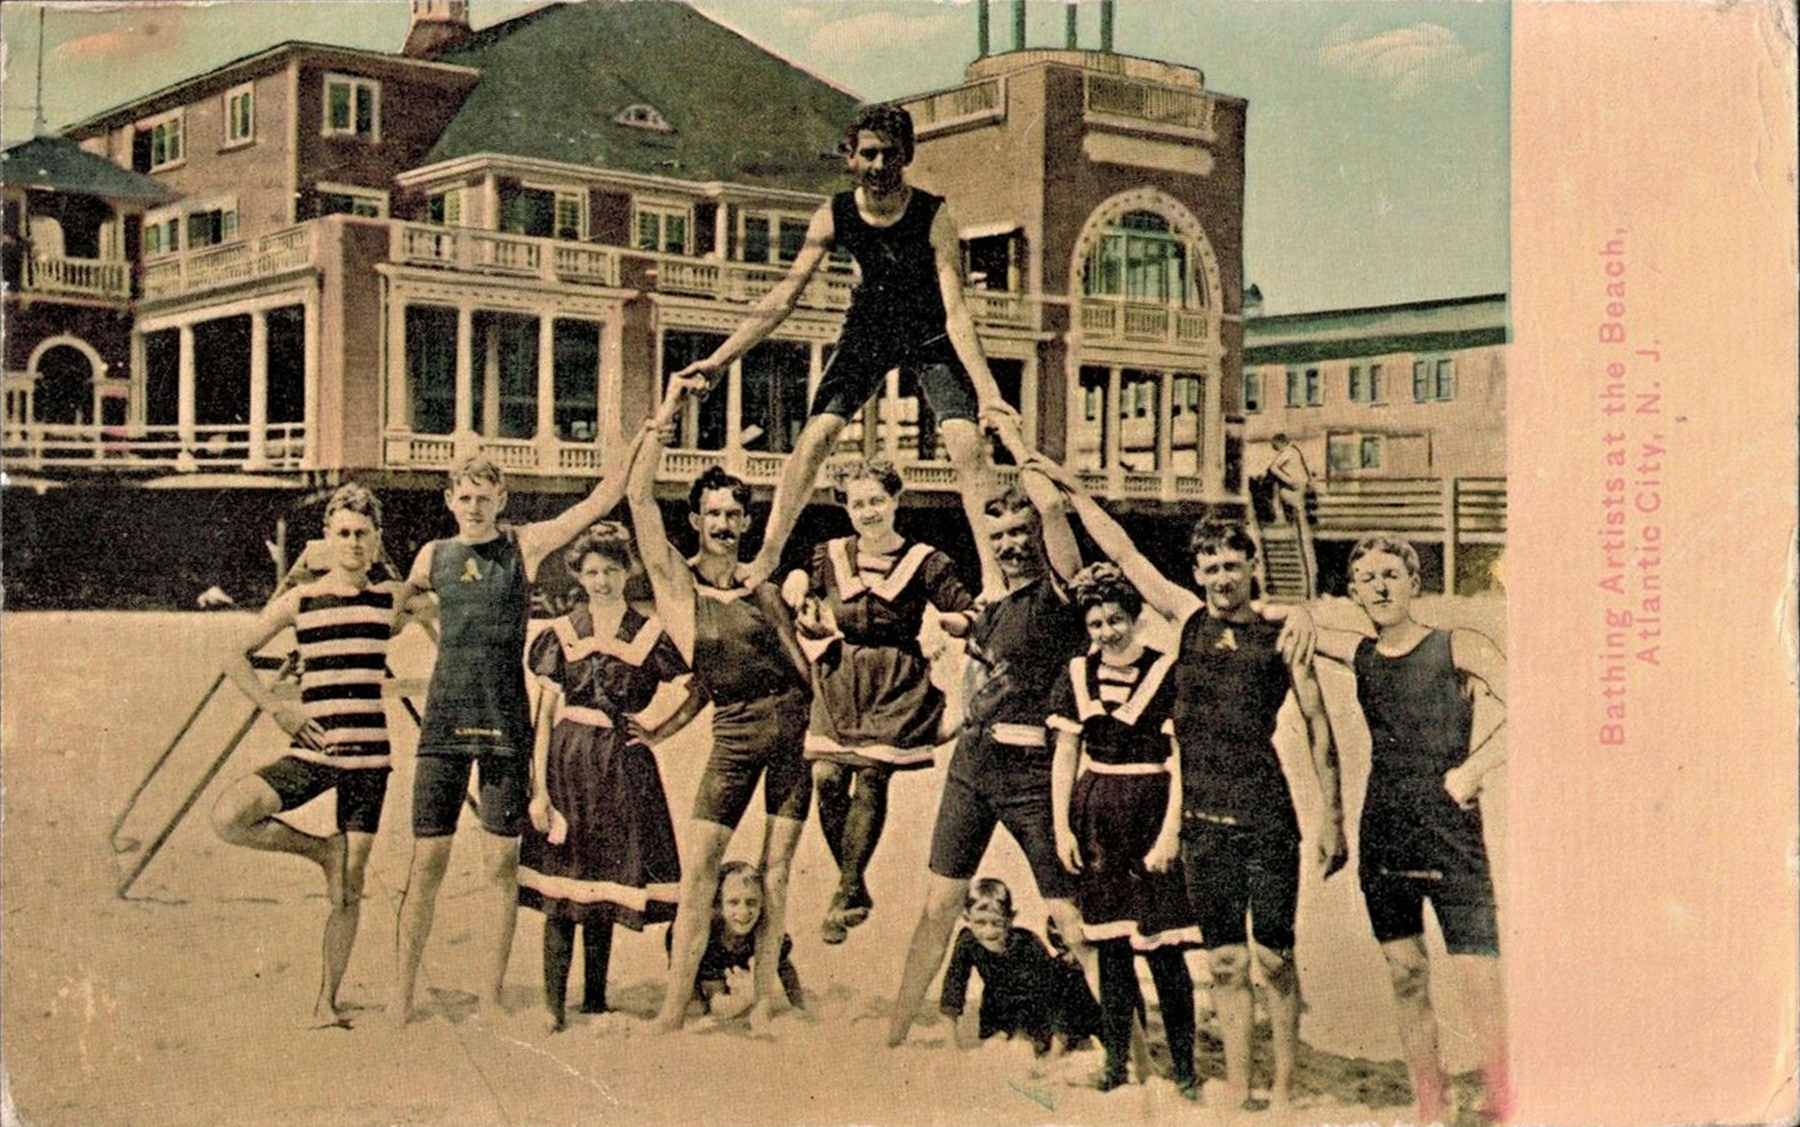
left=210, top=103, right=1511, bottom=1122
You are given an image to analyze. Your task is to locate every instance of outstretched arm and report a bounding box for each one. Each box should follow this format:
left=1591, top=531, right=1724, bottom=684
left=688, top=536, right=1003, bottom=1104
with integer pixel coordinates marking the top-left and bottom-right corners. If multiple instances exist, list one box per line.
left=1016, top=465, right=1081, bottom=585
left=517, top=429, right=649, bottom=578
left=1291, top=659, right=1347, bottom=876
left=1027, top=455, right=1198, bottom=621
left=665, top=204, right=834, bottom=407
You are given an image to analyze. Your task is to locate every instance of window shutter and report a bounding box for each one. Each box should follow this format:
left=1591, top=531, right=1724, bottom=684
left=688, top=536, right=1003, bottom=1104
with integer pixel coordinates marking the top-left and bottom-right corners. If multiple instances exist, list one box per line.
left=1413, top=361, right=1428, bottom=402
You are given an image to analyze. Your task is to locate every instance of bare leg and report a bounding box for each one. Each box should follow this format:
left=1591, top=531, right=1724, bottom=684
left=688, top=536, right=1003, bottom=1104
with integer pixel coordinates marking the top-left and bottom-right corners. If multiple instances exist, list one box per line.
left=887, top=873, right=969, bottom=1046
left=1452, top=953, right=1511, bottom=1121
left=939, top=419, right=1003, bottom=594
left=1043, top=897, right=1097, bottom=999
left=747, top=414, right=847, bottom=585
left=393, top=834, right=455, bottom=1024
left=1380, top=936, right=1450, bottom=1123
left=211, top=777, right=332, bottom=868
left=481, top=829, right=522, bottom=1010
left=750, top=813, right=807, bottom=1024
left=1207, top=945, right=1256, bottom=1106
left=654, top=819, right=734, bottom=1031
left=314, top=831, right=373, bottom=1027
left=1254, top=942, right=1301, bottom=1106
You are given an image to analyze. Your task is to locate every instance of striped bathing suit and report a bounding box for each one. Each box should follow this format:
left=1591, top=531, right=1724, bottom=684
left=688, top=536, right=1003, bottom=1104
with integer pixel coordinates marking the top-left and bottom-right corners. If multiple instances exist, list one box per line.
left=291, top=582, right=395, bottom=769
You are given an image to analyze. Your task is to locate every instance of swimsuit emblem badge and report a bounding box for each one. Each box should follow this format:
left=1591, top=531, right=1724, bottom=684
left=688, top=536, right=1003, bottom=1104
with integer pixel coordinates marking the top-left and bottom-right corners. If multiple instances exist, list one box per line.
left=1215, top=626, right=1238, bottom=652
left=460, top=558, right=484, bottom=583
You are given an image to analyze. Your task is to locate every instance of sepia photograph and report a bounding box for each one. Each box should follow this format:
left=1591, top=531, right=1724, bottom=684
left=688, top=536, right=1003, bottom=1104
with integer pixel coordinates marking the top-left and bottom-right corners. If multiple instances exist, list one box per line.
left=0, top=2, right=1790, bottom=1126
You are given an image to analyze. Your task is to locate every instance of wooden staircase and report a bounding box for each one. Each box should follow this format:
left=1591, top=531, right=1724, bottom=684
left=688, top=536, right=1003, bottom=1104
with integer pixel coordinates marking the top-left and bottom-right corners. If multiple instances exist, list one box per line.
left=1258, top=524, right=1312, bottom=600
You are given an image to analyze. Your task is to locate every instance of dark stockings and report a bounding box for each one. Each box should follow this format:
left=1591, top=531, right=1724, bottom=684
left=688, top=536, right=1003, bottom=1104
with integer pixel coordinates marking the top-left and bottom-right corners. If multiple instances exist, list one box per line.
left=1097, top=941, right=1197, bottom=1085
left=815, top=763, right=890, bottom=909
left=544, top=917, right=614, bottom=1027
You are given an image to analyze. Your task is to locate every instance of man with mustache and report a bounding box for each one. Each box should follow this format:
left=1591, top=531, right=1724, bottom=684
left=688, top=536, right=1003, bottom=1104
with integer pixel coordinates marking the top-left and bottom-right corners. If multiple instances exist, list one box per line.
left=665, top=102, right=1021, bottom=595
left=627, top=416, right=814, bottom=1032
left=886, top=466, right=1095, bottom=1048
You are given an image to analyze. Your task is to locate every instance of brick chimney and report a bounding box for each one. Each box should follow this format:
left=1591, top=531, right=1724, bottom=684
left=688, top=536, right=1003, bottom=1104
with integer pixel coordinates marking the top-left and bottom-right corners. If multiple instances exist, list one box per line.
left=403, top=0, right=472, bottom=58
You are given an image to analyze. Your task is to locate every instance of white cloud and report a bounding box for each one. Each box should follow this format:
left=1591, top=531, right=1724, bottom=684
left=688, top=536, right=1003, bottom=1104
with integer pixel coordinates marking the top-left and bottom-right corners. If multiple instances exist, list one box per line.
left=806, top=8, right=960, bottom=58
left=1317, top=22, right=1488, bottom=100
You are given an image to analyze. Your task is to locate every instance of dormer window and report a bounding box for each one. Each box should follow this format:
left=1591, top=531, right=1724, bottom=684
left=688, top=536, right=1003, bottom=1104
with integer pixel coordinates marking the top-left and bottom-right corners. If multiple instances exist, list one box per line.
left=614, top=104, right=673, bottom=133
left=133, top=110, right=185, bottom=172
left=323, top=74, right=381, bottom=142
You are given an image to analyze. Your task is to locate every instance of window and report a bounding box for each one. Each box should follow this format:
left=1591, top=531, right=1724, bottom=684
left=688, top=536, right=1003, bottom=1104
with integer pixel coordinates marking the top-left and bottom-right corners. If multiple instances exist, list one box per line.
left=966, top=233, right=1015, bottom=291
left=1360, top=435, right=1383, bottom=469
left=1413, top=357, right=1456, bottom=402
left=224, top=83, right=255, bottom=147
left=555, top=192, right=583, bottom=241
left=315, top=183, right=387, bottom=218
left=1349, top=365, right=1367, bottom=403
left=143, top=215, right=181, bottom=257
left=1085, top=384, right=1102, bottom=421
left=500, top=186, right=583, bottom=239
left=1083, top=209, right=1197, bottom=306
left=1244, top=371, right=1262, bottom=413
left=738, top=212, right=811, bottom=264
left=427, top=188, right=464, bottom=226
left=323, top=74, right=379, bottom=141
left=614, top=104, right=673, bottom=133
left=185, top=203, right=239, bottom=249
left=742, top=215, right=770, bottom=263
left=1172, top=375, right=1201, bottom=416
left=776, top=218, right=808, bottom=264
left=134, top=111, right=184, bottom=171
left=1285, top=367, right=1322, bottom=408
left=636, top=204, right=689, bottom=254
left=552, top=319, right=602, bottom=440
left=1327, top=435, right=1355, bottom=474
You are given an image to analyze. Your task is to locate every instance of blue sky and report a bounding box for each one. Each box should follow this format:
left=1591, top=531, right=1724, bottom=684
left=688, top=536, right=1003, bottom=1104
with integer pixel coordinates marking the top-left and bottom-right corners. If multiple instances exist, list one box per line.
left=0, top=1, right=1508, bottom=315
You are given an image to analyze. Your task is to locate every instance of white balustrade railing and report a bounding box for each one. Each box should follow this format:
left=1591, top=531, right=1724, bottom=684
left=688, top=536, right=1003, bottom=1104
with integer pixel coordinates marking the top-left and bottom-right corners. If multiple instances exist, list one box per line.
left=1078, top=300, right=1215, bottom=348
left=2, top=421, right=306, bottom=469
left=25, top=255, right=131, bottom=299
left=901, top=78, right=1006, bottom=138
left=141, top=225, right=317, bottom=300
left=389, top=222, right=620, bottom=287
left=1085, top=74, right=1216, bottom=137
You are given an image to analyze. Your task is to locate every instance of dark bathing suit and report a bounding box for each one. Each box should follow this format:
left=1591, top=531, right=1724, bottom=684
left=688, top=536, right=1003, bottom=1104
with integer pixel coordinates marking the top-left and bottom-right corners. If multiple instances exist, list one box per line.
left=1355, top=630, right=1499, bottom=956
left=413, top=530, right=532, bottom=838
left=809, top=188, right=978, bottom=423
left=1172, top=613, right=1304, bottom=952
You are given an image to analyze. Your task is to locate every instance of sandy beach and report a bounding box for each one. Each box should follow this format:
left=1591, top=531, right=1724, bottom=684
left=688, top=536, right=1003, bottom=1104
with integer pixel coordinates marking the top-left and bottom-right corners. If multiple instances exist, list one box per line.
left=2, top=597, right=1505, bottom=1127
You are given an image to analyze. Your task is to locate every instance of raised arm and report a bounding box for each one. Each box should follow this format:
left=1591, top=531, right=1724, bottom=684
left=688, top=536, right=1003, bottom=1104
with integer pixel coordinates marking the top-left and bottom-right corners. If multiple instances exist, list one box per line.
left=625, top=419, right=696, bottom=658
left=667, top=203, right=835, bottom=402
left=220, top=589, right=321, bottom=750
left=1290, top=658, right=1347, bottom=877
left=930, top=206, right=1016, bottom=434
left=1016, top=464, right=1081, bottom=585
left=1028, top=456, right=1197, bottom=620
left=517, top=429, right=649, bottom=577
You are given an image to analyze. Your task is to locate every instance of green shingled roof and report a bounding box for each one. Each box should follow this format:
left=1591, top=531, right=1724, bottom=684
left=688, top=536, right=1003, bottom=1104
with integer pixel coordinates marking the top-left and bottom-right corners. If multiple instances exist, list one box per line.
left=2, top=135, right=175, bottom=204
left=425, top=2, right=862, bottom=194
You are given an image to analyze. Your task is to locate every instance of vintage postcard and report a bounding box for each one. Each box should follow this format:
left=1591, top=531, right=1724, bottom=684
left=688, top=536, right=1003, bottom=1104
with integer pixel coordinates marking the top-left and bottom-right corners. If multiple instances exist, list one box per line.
left=1, top=2, right=1793, bottom=1125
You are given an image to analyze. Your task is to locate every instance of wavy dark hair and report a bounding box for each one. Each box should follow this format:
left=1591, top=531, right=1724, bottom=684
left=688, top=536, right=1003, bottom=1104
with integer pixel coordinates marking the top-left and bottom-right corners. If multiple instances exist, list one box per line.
left=830, top=458, right=904, bottom=506
left=1189, top=517, right=1258, bottom=562
left=323, top=482, right=383, bottom=529
left=1069, top=561, right=1144, bottom=620
left=563, top=520, right=636, bottom=575
left=687, top=465, right=752, bottom=513
left=840, top=103, right=915, bottom=164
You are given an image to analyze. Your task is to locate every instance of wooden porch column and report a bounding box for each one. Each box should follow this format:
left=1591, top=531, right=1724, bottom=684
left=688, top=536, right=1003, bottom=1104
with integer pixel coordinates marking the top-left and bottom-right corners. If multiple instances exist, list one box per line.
left=1104, top=365, right=1122, bottom=492
left=724, top=356, right=745, bottom=473
left=1203, top=364, right=1223, bottom=493
left=454, top=302, right=474, bottom=456
left=1156, top=368, right=1175, bottom=477
left=1442, top=476, right=1461, bottom=595
left=247, top=308, right=269, bottom=469
left=807, top=340, right=824, bottom=405
left=129, top=328, right=147, bottom=427
left=176, top=323, right=196, bottom=452
left=536, top=312, right=558, bottom=467
left=883, top=368, right=902, bottom=460
left=481, top=321, right=501, bottom=438
left=301, top=289, right=320, bottom=469
left=386, top=292, right=408, bottom=433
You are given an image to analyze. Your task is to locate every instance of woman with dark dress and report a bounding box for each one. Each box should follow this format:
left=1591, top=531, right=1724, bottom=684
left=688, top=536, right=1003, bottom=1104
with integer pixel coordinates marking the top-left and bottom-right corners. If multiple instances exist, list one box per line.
left=786, top=460, right=974, bottom=944
left=519, top=523, right=706, bottom=1031
left=1049, top=563, right=1201, bottom=1097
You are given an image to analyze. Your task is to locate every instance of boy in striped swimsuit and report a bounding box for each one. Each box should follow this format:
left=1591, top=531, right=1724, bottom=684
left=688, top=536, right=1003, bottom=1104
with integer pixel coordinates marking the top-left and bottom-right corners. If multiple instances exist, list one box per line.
left=214, top=484, right=416, bottom=1028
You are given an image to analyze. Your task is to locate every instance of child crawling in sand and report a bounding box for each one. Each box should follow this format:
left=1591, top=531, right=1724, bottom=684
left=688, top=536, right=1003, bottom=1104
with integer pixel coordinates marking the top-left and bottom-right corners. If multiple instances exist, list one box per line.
left=938, top=878, right=1101, bottom=1055
left=664, top=861, right=803, bottom=1020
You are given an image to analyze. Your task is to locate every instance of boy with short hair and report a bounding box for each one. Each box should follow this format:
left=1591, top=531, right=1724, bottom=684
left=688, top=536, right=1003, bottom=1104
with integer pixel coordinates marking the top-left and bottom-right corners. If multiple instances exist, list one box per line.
left=938, top=878, right=1101, bottom=1054
left=213, top=483, right=416, bottom=1028
left=1316, top=535, right=1510, bottom=1123
left=391, top=440, right=645, bottom=1024
left=664, top=102, right=1020, bottom=595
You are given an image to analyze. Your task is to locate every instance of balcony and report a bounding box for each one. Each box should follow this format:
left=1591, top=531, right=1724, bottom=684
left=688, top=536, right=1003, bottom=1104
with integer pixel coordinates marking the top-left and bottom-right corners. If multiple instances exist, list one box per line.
left=648, top=254, right=853, bottom=312
left=389, top=222, right=621, bottom=288
left=16, top=255, right=131, bottom=301
left=1083, top=73, right=1217, bottom=141
left=1079, top=300, right=1211, bottom=348
left=142, top=225, right=317, bottom=302
left=2, top=421, right=308, bottom=471
left=900, top=77, right=1006, bottom=140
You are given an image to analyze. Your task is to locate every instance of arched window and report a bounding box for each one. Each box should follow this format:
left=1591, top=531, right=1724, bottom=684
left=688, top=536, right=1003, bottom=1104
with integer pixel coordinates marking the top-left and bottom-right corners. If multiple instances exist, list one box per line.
left=1082, top=209, right=1201, bottom=307
left=614, top=104, right=673, bottom=133
left=35, top=344, right=96, bottom=426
